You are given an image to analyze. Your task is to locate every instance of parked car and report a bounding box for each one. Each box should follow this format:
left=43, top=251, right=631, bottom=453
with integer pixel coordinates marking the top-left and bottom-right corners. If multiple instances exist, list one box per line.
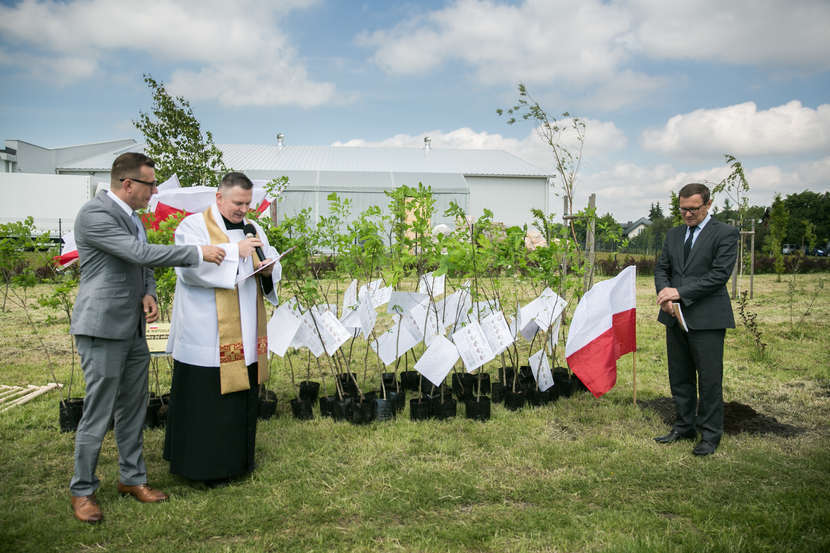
left=782, top=244, right=797, bottom=255
left=808, top=247, right=826, bottom=257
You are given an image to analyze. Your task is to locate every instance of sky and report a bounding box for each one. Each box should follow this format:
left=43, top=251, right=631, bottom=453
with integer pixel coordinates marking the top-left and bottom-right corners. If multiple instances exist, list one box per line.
left=1, top=0, right=829, bottom=223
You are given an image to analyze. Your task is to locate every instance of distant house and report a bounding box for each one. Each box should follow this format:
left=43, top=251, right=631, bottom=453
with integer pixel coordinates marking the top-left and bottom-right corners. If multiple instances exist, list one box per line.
left=623, top=217, right=652, bottom=239
left=4, top=136, right=554, bottom=227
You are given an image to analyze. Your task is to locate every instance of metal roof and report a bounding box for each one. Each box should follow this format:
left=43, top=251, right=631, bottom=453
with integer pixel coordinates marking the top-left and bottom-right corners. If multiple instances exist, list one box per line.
left=59, top=143, right=551, bottom=178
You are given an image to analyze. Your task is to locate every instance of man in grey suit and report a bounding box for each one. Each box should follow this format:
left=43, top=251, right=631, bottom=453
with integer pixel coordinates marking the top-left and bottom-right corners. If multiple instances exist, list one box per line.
left=69, top=152, right=225, bottom=523
left=654, top=182, right=739, bottom=457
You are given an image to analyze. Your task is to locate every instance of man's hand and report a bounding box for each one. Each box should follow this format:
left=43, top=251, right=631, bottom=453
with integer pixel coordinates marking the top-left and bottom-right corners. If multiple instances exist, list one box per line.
left=142, top=295, right=159, bottom=323
left=258, top=259, right=275, bottom=276
left=660, top=300, right=675, bottom=316
left=201, top=245, right=226, bottom=265
left=656, top=286, right=680, bottom=306
left=237, top=237, right=263, bottom=258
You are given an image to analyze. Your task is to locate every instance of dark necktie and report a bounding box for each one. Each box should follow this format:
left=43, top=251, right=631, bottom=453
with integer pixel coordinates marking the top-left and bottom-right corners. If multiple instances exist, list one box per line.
left=684, top=225, right=697, bottom=262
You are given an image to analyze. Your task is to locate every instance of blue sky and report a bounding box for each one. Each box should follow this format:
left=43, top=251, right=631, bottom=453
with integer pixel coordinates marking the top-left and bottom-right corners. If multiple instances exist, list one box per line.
left=1, top=0, right=829, bottom=222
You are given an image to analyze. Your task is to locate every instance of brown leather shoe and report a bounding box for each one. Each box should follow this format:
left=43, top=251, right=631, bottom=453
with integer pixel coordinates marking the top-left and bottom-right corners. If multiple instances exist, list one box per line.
left=117, top=482, right=169, bottom=503
left=71, top=494, right=103, bottom=523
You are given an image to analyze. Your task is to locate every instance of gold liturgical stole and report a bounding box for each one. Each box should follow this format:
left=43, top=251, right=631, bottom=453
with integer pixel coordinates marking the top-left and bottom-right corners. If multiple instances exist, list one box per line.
left=203, top=209, right=269, bottom=394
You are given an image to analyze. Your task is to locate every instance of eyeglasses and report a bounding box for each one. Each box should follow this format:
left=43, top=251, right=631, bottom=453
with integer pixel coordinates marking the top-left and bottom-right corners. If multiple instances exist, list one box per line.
left=120, top=177, right=158, bottom=187
left=679, top=204, right=705, bottom=214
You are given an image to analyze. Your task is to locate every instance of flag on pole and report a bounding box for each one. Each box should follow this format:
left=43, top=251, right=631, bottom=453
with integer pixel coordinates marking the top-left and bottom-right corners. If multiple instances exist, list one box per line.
left=565, top=265, right=636, bottom=398
left=53, top=231, right=78, bottom=268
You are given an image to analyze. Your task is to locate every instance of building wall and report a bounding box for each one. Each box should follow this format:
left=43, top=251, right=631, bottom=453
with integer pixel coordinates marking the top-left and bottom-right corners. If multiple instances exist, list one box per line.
left=467, top=175, right=548, bottom=227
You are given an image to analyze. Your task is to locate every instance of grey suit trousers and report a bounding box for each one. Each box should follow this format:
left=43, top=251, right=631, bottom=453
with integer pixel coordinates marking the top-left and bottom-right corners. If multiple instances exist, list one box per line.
left=70, top=332, right=151, bottom=496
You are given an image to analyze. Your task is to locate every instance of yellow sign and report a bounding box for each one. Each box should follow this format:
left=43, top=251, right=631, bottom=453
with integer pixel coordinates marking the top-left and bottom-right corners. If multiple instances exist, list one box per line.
left=146, top=322, right=171, bottom=353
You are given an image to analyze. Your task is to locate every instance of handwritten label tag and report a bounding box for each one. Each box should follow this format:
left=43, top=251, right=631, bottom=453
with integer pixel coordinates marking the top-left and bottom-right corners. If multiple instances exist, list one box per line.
left=414, top=335, right=460, bottom=387
left=267, top=302, right=301, bottom=357
left=481, top=311, right=514, bottom=355
left=529, top=349, right=554, bottom=392
left=452, top=321, right=495, bottom=373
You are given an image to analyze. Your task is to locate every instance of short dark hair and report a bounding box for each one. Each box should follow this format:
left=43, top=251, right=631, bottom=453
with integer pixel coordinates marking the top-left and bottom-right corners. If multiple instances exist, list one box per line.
left=678, top=182, right=710, bottom=204
left=111, top=153, right=155, bottom=188
left=219, top=171, right=254, bottom=191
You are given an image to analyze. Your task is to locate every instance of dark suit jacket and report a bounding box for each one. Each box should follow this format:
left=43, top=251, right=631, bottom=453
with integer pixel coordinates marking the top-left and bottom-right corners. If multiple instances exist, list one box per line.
left=70, top=191, right=200, bottom=340
left=654, top=217, right=739, bottom=330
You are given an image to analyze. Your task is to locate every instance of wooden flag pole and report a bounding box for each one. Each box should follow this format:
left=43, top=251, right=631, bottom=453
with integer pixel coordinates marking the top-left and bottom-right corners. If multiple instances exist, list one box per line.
left=632, top=351, right=637, bottom=405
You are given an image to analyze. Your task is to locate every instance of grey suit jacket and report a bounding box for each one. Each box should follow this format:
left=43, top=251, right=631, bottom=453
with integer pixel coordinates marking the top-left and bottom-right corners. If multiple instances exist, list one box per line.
left=70, top=191, right=200, bottom=340
left=654, top=217, right=739, bottom=330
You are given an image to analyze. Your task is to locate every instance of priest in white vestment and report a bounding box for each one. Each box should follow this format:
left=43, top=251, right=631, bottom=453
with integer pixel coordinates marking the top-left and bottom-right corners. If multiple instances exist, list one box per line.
left=163, top=172, right=282, bottom=485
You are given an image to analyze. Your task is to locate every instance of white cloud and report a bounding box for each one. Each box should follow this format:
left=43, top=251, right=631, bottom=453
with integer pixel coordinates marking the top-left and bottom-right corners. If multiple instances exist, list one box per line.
left=359, top=0, right=830, bottom=108
left=0, top=0, right=334, bottom=107
left=332, top=119, right=627, bottom=172
left=576, top=157, right=830, bottom=223
left=642, top=101, right=830, bottom=157
left=626, top=0, right=830, bottom=69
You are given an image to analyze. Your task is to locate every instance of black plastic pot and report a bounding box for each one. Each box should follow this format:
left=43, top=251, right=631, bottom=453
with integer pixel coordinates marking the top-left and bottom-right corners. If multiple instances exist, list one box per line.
left=491, top=382, right=505, bottom=404
left=319, top=395, right=337, bottom=418
left=381, top=372, right=397, bottom=391
left=347, top=399, right=375, bottom=425
left=528, top=388, right=553, bottom=407
left=473, top=373, right=491, bottom=395
left=552, top=367, right=573, bottom=397
left=374, top=398, right=396, bottom=421
left=299, top=381, right=320, bottom=405
left=258, top=390, right=278, bottom=420
left=331, top=397, right=352, bottom=421
left=572, top=373, right=590, bottom=393
left=504, top=389, right=526, bottom=411
left=409, top=398, right=431, bottom=421
left=387, top=389, right=406, bottom=413
left=452, top=373, right=475, bottom=400
left=145, top=396, right=163, bottom=428
left=158, top=393, right=171, bottom=426
left=518, top=366, right=535, bottom=391
left=431, top=397, right=457, bottom=420
left=464, top=396, right=491, bottom=421
left=290, top=397, right=313, bottom=420
left=337, top=373, right=359, bottom=398
left=400, top=370, right=420, bottom=391
left=498, top=366, right=516, bottom=388
left=59, top=397, right=84, bottom=433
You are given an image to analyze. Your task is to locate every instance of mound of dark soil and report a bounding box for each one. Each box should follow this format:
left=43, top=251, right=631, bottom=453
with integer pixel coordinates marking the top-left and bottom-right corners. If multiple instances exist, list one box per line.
left=641, top=397, right=804, bottom=437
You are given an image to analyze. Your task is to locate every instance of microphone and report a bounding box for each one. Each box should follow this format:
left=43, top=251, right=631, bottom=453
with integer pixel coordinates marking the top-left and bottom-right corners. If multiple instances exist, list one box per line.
left=242, top=223, right=266, bottom=262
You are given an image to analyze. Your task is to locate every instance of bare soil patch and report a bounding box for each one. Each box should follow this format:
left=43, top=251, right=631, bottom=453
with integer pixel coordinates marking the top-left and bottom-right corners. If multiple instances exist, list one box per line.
left=641, top=396, right=805, bottom=437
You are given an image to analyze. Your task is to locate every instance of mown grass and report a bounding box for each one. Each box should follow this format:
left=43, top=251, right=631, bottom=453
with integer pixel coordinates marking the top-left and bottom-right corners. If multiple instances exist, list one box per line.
left=1, top=273, right=828, bottom=552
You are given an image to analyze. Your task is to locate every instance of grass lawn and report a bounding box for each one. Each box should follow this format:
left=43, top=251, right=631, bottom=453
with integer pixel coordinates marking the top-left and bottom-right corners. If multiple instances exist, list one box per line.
left=1, top=272, right=828, bottom=552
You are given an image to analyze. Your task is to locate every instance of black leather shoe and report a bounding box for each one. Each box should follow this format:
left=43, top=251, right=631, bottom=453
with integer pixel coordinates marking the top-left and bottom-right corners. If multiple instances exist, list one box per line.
left=654, top=428, right=697, bottom=444
left=692, top=440, right=717, bottom=456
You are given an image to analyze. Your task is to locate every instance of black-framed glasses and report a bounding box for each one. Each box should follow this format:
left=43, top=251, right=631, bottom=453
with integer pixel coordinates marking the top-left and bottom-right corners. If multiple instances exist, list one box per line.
left=679, top=204, right=705, bottom=214
left=120, top=177, right=158, bottom=187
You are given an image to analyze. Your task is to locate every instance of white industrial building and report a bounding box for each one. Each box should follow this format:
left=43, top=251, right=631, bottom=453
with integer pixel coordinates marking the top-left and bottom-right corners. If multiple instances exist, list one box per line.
left=2, top=136, right=553, bottom=228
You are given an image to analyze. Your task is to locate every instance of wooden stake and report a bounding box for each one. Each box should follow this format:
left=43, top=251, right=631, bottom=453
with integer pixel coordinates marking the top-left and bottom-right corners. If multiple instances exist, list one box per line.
left=632, top=351, right=637, bottom=405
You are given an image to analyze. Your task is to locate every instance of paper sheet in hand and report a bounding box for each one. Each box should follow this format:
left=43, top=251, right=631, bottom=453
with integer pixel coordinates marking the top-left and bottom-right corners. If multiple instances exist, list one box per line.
left=414, top=335, right=460, bottom=387
left=529, top=349, right=554, bottom=391
left=452, top=321, right=495, bottom=373
left=235, top=257, right=276, bottom=284
left=267, top=303, right=301, bottom=357
left=146, top=322, right=171, bottom=353
left=672, top=303, right=689, bottom=332
left=481, top=311, right=514, bottom=355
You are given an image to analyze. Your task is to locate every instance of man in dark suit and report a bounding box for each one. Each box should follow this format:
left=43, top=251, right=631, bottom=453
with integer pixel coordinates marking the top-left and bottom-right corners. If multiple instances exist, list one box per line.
left=654, top=182, right=739, bottom=456
left=69, top=152, right=225, bottom=523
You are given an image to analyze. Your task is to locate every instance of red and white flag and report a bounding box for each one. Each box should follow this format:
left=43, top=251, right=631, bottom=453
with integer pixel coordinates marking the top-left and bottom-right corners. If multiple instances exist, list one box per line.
left=53, top=231, right=78, bottom=268
left=565, top=265, right=636, bottom=398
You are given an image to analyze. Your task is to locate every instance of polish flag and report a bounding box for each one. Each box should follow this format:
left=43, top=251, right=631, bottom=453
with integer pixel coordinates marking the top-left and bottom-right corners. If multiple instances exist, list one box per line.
left=565, top=265, right=636, bottom=398
left=53, top=231, right=78, bottom=268
left=256, top=198, right=271, bottom=215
